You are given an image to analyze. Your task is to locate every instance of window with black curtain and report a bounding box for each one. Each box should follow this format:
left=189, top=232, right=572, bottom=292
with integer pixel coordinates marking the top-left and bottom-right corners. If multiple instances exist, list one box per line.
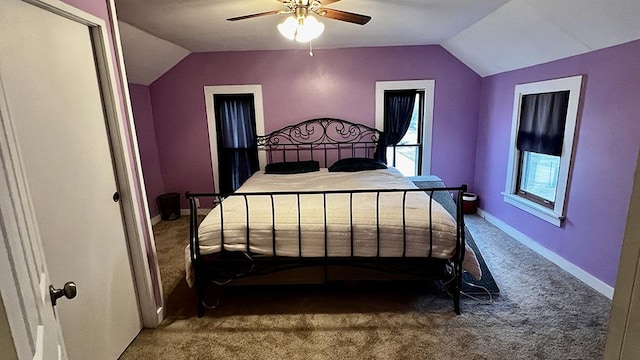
left=374, top=89, right=418, bottom=163
left=517, top=91, right=570, bottom=156
left=515, top=90, right=570, bottom=207
left=504, top=75, right=582, bottom=225
left=214, top=94, right=259, bottom=195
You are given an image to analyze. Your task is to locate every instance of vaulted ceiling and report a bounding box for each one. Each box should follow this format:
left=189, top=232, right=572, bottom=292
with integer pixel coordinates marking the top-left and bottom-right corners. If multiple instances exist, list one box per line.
left=115, top=0, right=640, bottom=85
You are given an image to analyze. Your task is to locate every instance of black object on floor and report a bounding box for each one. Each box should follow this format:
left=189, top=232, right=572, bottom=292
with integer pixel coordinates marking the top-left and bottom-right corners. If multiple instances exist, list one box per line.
left=413, top=180, right=500, bottom=296
left=157, top=192, right=181, bottom=221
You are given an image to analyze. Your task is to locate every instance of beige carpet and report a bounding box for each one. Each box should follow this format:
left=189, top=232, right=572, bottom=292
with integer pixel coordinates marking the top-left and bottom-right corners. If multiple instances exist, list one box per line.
left=120, top=215, right=611, bottom=359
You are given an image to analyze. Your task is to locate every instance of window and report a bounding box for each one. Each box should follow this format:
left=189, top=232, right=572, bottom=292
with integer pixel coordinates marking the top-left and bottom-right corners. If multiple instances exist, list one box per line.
left=204, top=85, right=266, bottom=193
left=385, top=91, right=425, bottom=176
left=517, top=151, right=560, bottom=206
left=213, top=94, right=259, bottom=194
left=504, top=76, right=583, bottom=226
left=375, top=80, right=434, bottom=177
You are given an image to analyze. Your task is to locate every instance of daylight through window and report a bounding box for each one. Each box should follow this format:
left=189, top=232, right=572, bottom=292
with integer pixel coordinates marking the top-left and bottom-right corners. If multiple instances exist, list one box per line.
left=386, top=91, right=425, bottom=176
left=375, top=80, right=434, bottom=177
left=503, top=76, right=582, bottom=226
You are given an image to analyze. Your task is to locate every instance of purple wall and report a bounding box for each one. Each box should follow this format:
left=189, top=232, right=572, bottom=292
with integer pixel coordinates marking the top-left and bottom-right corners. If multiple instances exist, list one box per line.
left=149, top=45, right=481, bottom=205
left=129, top=84, right=165, bottom=217
left=134, top=33, right=640, bottom=292
left=474, top=40, right=640, bottom=287
left=62, top=0, right=108, bottom=22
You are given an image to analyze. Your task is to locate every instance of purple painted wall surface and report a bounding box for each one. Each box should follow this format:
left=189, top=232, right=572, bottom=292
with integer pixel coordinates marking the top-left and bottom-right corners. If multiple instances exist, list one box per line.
left=474, top=40, right=640, bottom=287
left=62, top=0, right=108, bottom=20
left=149, top=45, right=481, bottom=205
left=129, top=84, right=165, bottom=217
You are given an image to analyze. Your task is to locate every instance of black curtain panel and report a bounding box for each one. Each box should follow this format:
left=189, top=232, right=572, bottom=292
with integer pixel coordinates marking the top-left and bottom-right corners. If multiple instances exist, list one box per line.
left=374, top=90, right=417, bottom=163
left=214, top=94, right=259, bottom=194
left=517, top=90, right=570, bottom=156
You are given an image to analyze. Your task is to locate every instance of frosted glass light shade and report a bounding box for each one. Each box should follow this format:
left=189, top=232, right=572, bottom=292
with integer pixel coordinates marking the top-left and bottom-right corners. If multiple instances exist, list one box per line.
left=277, top=16, right=298, bottom=41
left=296, top=16, right=324, bottom=43
left=277, top=15, right=324, bottom=43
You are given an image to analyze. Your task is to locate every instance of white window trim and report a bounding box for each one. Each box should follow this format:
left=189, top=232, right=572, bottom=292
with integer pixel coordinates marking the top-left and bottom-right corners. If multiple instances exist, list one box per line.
left=503, top=75, right=583, bottom=227
left=204, top=85, right=266, bottom=193
left=375, top=80, right=435, bottom=175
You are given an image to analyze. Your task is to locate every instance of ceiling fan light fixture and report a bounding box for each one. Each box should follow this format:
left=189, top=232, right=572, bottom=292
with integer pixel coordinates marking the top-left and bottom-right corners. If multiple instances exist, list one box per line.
left=277, top=16, right=298, bottom=41
left=277, top=15, right=324, bottom=43
left=295, top=15, right=324, bottom=43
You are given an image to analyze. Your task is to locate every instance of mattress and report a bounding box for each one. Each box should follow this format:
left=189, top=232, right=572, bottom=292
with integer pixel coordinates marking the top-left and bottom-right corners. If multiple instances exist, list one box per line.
left=185, top=168, right=482, bottom=286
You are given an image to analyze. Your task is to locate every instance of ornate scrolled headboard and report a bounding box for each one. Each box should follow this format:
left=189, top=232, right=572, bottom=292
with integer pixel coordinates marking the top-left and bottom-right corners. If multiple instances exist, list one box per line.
left=257, top=118, right=381, bottom=168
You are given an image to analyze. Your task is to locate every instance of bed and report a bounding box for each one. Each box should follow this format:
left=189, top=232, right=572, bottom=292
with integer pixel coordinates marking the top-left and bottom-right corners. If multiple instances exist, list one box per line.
left=186, top=118, right=481, bottom=317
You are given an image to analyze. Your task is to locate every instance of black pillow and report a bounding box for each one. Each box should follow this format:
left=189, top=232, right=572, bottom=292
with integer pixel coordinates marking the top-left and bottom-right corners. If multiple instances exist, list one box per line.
left=264, top=160, right=320, bottom=174
left=328, top=158, right=387, bottom=172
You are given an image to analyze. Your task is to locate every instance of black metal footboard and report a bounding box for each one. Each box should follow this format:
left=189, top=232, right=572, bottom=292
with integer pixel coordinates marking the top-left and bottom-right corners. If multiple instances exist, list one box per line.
left=185, top=185, right=467, bottom=317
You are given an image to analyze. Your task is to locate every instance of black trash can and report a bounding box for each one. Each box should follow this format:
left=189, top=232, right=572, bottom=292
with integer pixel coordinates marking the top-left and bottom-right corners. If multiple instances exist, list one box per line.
left=157, top=192, right=181, bottom=221
left=462, top=192, right=478, bottom=214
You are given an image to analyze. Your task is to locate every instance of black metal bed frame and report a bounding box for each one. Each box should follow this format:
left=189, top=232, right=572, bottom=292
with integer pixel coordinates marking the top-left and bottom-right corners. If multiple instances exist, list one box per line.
left=256, top=117, right=380, bottom=167
left=186, top=118, right=467, bottom=317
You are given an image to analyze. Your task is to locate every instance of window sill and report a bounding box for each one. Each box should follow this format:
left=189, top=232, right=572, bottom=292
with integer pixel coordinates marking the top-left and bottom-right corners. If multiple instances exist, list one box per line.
left=502, top=192, right=564, bottom=227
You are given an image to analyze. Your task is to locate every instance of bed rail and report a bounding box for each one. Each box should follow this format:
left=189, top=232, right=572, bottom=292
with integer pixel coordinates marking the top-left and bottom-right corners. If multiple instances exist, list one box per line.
left=186, top=185, right=467, bottom=317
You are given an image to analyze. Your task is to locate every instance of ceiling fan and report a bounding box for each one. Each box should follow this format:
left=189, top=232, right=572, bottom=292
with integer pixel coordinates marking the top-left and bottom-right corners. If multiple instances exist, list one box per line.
left=228, top=1, right=371, bottom=44
left=227, top=0, right=372, bottom=26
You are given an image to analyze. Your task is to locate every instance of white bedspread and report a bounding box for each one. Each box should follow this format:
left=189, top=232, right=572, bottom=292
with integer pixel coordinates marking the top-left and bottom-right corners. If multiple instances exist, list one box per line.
left=185, top=168, right=481, bottom=286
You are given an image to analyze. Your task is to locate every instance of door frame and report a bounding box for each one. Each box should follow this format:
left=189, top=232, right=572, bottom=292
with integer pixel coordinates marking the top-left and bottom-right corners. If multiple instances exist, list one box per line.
left=0, top=0, right=162, bottom=356
left=605, top=148, right=640, bottom=359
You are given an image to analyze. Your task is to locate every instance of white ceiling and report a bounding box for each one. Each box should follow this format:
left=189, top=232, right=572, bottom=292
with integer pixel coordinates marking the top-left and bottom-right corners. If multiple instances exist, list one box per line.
left=115, top=0, right=640, bottom=84
left=444, top=0, right=640, bottom=76
left=118, top=21, right=189, bottom=85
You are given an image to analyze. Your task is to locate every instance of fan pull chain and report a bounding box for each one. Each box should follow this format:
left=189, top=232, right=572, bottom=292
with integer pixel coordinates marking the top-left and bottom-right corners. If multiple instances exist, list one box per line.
left=309, top=40, right=314, bottom=56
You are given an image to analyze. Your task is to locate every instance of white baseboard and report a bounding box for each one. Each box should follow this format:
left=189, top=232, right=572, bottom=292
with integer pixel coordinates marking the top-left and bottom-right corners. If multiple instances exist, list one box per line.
left=181, top=208, right=212, bottom=216
left=477, top=208, right=614, bottom=299
left=155, top=305, right=165, bottom=328
left=150, top=214, right=162, bottom=225
left=151, top=209, right=211, bottom=225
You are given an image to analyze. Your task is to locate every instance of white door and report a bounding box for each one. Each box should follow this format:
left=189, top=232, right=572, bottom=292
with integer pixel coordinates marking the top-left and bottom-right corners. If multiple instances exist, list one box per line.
left=604, top=149, right=640, bottom=359
left=0, top=0, right=142, bottom=359
left=0, top=160, right=63, bottom=360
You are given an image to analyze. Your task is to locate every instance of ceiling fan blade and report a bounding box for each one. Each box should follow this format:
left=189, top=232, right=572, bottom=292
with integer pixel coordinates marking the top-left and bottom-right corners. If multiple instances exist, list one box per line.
left=319, top=0, right=341, bottom=5
left=227, top=10, right=283, bottom=21
left=317, top=8, right=371, bottom=25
